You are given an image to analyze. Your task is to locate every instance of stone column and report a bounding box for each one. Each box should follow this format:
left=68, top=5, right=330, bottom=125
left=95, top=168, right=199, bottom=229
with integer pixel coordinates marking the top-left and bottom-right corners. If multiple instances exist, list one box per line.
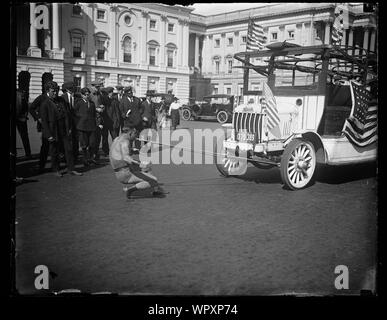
left=52, top=3, right=59, bottom=49
left=177, top=19, right=184, bottom=67
left=182, top=20, right=189, bottom=69
left=194, top=34, right=199, bottom=69
left=27, top=3, right=41, bottom=57
left=141, top=10, right=148, bottom=66
left=202, top=35, right=208, bottom=74
left=160, top=14, right=167, bottom=67
left=109, top=5, right=118, bottom=66
left=301, top=22, right=306, bottom=45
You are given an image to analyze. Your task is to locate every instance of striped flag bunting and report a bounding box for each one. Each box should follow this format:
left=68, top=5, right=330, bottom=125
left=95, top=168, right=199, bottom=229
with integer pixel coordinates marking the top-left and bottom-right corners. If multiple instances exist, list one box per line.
left=247, top=18, right=267, bottom=51
left=332, top=6, right=344, bottom=45
left=342, top=81, right=377, bottom=147
left=262, top=82, right=281, bottom=135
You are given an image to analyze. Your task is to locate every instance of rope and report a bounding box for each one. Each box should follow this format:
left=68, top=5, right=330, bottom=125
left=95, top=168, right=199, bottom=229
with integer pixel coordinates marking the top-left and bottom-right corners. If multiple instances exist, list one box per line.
left=136, top=137, right=278, bottom=165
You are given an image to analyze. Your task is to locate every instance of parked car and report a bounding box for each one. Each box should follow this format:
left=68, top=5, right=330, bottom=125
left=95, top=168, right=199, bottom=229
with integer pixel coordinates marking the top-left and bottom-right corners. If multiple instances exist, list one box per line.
left=181, top=94, right=235, bottom=124
left=214, top=42, right=377, bottom=190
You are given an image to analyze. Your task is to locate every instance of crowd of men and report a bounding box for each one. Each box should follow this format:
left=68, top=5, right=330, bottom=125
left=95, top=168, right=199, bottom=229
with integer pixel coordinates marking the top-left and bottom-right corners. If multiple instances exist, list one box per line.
left=22, top=80, right=180, bottom=177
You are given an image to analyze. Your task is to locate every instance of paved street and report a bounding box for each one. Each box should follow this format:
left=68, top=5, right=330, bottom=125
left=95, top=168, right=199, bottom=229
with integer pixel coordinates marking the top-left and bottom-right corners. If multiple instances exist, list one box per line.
left=15, top=118, right=377, bottom=295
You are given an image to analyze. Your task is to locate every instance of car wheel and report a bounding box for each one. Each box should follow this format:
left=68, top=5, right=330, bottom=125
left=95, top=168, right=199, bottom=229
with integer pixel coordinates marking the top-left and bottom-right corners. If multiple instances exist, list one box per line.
left=181, top=108, right=192, bottom=121
left=216, top=110, right=228, bottom=124
left=280, top=139, right=316, bottom=190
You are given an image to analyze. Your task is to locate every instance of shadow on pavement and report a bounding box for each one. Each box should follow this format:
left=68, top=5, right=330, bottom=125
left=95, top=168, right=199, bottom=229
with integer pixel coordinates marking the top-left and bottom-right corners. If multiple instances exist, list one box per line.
left=315, top=162, right=377, bottom=184
left=15, top=155, right=110, bottom=179
left=230, top=161, right=377, bottom=186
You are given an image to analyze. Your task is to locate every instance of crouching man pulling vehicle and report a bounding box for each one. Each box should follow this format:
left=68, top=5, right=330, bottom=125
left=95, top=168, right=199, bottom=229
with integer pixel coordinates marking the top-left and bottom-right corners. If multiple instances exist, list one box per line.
left=109, top=127, right=165, bottom=199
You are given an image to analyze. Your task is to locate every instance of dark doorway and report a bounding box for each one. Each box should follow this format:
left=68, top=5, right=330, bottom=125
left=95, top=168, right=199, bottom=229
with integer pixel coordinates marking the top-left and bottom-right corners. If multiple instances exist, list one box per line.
left=18, top=71, right=31, bottom=100
left=42, top=72, right=53, bottom=94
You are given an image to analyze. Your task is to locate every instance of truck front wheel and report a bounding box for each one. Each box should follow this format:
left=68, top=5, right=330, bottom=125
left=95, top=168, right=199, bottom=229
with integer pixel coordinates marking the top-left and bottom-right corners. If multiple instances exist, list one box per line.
left=280, top=139, right=316, bottom=190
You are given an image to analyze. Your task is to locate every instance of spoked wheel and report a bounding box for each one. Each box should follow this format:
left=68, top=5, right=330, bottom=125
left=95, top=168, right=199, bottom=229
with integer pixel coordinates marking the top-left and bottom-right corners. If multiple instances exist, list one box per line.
left=280, top=139, right=316, bottom=190
left=214, top=140, right=247, bottom=177
left=216, top=110, right=229, bottom=124
left=181, top=108, right=192, bottom=121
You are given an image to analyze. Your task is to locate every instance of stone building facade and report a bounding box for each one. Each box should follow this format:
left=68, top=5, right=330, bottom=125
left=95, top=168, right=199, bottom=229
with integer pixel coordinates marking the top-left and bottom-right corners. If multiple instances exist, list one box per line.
left=15, top=3, right=377, bottom=103
left=188, top=3, right=378, bottom=99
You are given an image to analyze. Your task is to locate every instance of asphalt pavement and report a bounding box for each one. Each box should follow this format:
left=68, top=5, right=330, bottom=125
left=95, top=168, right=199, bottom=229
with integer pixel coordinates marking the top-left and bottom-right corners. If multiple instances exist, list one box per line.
left=14, top=118, right=377, bottom=295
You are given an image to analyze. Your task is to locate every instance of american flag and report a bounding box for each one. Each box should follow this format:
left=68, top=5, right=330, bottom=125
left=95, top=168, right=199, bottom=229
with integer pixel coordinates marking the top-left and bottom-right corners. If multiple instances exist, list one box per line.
left=262, top=82, right=281, bottom=134
left=246, top=18, right=267, bottom=51
left=342, top=81, right=377, bottom=147
left=332, top=6, right=344, bottom=45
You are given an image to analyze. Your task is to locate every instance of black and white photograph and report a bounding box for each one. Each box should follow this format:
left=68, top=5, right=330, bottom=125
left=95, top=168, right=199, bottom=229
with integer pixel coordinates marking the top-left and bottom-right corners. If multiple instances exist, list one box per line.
left=11, top=1, right=378, bottom=305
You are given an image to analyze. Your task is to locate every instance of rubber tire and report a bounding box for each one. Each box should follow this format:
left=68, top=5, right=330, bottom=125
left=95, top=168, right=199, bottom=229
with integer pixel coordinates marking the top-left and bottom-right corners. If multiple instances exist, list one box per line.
left=181, top=108, right=192, bottom=121
left=217, top=110, right=229, bottom=124
left=280, top=139, right=317, bottom=190
left=214, top=139, right=230, bottom=177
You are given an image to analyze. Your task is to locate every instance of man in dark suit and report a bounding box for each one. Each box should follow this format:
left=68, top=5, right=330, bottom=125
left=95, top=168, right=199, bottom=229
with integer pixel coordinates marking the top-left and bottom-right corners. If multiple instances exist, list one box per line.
left=16, top=89, right=32, bottom=158
left=40, top=81, right=82, bottom=177
left=74, top=87, right=100, bottom=166
left=89, top=80, right=104, bottom=160
left=119, top=86, right=143, bottom=151
left=29, top=93, right=50, bottom=171
left=61, top=82, right=79, bottom=161
left=141, top=92, right=156, bottom=129
left=101, top=87, right=121, bottom=141
left=119, top=86, right=143, bottom=131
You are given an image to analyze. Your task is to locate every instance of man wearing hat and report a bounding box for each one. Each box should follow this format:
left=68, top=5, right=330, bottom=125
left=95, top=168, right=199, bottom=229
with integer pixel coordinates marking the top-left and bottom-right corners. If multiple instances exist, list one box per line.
left=89, top=80, right=104, bottom=160
left=74, top=87, right=100, bottom=166
left=40, top=81, right=82, bottom=176
left=61, top=81, right=79, bottom=161
left=119, top=86, right=143, bottom=151
left=100, top=86, right=121, bottom=155
left=141, top=92, right=156, bottom=130
left=109, top=127, right=165, bottom=199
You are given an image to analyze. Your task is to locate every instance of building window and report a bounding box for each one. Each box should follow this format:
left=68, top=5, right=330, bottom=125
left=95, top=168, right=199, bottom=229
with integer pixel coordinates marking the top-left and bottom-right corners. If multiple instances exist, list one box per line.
left=215, top=39, right=220, bottom=47
left=213, top=87, right=218, bottom=94
left=226, top=87, right=231, bottom=95
left=227, top=60, right=233, bottom=73
left=72, top=36, right=82, bottom=57
left=228, top=37, right=233, bottom=46
left=72, top=5, right=82, bottom=16
left=242, top=36, right=247, bottom=43
left=97, top=10, right=106, bottom=21
left=167, top=50, right=174, bottom=67
left=271, top=32, right=278, bottom=41
left=215, top=60, right=220, bottom=74
left=123, top=36, right=132, bottom=63
left=149, top=47, right=156, bottom=65
left=288, top=30, right=295, bottom=39
left=96, top=39, right=105, bottom=60
left=168, top=23, right=174, bottom=32
left=124, top=15, right=131, bottom=26
left=150, top=20, right=156, bottom=30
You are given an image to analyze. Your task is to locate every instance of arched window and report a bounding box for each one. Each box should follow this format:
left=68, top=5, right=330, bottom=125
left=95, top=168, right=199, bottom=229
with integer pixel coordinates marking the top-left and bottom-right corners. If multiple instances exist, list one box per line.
left=165, top=43, right=177, bottom=68
left=147, top=40, right=160, bottom=66
left=123, top=36, right=132, bottom=63
left=69, top=29, right=86, bottom=58
left=94, top=32, right=109, bottom=61
left=213, top=55, right=221, bottom=74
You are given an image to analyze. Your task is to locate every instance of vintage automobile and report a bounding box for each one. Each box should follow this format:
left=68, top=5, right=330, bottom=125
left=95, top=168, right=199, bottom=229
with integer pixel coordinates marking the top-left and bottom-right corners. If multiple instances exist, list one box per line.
left=181, top=94, right=235, bottom=124
left=214, top=42, right=377, bottom=190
